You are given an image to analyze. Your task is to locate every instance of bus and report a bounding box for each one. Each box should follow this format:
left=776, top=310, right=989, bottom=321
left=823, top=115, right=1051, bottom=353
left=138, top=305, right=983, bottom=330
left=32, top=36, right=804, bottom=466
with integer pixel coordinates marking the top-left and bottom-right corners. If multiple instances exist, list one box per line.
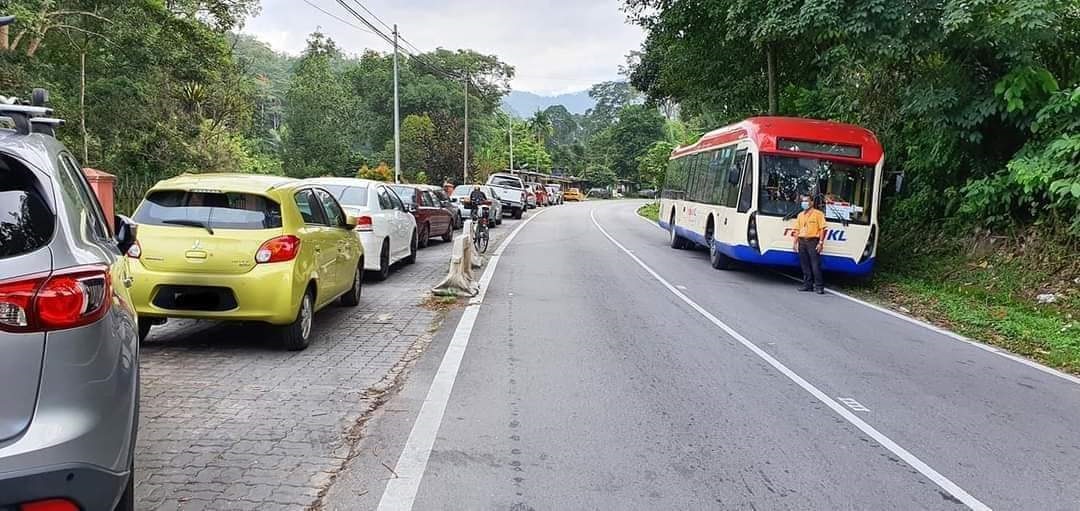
left=659, top=117, right=884, bottom=276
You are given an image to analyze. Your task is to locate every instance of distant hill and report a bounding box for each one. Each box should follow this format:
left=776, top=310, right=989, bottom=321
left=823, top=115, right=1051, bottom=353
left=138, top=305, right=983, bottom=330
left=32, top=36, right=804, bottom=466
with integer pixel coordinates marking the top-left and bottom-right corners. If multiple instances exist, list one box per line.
left=503, top=90, right=595, bottom=117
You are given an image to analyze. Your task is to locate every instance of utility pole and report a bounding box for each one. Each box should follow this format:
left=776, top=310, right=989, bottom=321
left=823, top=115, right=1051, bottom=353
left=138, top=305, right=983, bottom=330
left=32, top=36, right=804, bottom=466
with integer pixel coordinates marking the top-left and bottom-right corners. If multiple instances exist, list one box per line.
left=392, top=24, right=401, bottom=183
left=508, top=114, right=514, bottom=174
left=463, top=70, right=469, bottom=184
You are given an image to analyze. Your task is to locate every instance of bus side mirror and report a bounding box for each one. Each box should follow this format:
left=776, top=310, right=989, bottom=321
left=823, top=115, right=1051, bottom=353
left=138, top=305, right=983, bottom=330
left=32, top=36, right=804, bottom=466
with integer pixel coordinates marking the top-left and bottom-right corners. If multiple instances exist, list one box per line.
left=728, top=166, right=742, bottom=185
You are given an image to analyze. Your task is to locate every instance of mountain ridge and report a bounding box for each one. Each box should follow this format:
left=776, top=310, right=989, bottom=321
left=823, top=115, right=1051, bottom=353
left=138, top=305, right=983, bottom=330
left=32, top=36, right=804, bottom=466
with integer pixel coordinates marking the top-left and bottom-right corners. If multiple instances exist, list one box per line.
left=502, top=90, right=595, bottom=117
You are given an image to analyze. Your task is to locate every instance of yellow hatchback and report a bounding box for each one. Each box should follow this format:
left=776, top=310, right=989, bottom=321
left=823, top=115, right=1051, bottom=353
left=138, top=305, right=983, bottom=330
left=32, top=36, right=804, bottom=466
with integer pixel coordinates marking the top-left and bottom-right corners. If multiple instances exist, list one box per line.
left=563, top=188, right=584, bottom=201
left=127, top=174, right=364, bottom=350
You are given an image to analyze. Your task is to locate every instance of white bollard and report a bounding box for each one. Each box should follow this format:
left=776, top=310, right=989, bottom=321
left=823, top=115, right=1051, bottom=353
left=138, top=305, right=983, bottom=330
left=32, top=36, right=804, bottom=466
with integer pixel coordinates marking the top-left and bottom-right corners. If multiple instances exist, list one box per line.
left=431, top=236, right=477, bottom=297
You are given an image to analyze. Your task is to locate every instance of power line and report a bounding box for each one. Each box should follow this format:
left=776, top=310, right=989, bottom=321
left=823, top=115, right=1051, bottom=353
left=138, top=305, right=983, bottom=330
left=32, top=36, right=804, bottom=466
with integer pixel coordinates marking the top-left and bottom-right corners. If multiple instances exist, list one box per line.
left=333, top=0, right=396, bottom=47
left=301, top=0, right=375, bottom=35
left=348, top=0, right=395, bottom=34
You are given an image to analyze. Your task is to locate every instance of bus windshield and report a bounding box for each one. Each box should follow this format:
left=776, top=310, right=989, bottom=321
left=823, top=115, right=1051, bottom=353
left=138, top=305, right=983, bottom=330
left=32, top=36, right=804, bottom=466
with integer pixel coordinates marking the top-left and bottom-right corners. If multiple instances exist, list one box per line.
left=758, top=154, right=874, bottom=224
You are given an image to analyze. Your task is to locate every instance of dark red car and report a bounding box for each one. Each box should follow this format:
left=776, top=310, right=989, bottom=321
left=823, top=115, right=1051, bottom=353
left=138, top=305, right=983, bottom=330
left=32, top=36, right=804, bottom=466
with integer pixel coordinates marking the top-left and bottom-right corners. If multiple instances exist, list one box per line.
left=390, top=184, right=455, bottom=248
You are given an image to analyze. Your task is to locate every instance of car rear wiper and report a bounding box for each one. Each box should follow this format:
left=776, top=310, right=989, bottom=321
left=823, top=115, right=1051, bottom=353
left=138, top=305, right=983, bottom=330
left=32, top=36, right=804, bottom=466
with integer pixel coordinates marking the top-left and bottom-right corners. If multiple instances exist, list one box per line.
left=162, top=219, right=214, bottom=235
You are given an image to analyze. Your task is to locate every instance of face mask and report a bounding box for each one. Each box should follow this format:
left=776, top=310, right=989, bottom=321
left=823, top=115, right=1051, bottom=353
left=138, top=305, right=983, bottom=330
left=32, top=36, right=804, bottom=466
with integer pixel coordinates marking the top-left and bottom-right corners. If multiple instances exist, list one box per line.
left=800, top=201, right=810, bottom=210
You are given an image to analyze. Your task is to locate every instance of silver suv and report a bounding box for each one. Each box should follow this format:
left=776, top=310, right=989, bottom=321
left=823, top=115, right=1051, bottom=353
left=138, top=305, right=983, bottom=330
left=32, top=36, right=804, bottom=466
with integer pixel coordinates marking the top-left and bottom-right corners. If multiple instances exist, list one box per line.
left=0, top=93, right=139, bottom=510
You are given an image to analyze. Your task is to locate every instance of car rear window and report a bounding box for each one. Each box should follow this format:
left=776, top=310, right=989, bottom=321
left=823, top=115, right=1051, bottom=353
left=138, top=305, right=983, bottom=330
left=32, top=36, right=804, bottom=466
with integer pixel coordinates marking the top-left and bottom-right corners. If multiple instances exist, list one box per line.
left=319, top=184, right=368, bottom=207
left=0, top=158, right=54, bottom=258
left=134, top=190, right=283, bottom=230
left=490, top=176, right=522, bottom=189
left=390, top=186, right=415, bottom=204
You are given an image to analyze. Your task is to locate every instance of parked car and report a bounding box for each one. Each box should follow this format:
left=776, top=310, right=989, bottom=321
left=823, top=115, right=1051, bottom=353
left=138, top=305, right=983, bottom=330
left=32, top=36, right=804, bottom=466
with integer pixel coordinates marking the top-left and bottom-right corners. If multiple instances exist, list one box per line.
left=129, top=174, right=364, bottom=350
left=638, top=188, right=658, bottom=199
left=451, top=184, right=503, bottom=226
left=420, top=184, right=463, bottom=229
left=308, top=177, right=417, bottom=281
left=587, top=187, right=612, bottom=199
left=486, top=172, right=527, bottom=219
left=390, top=184, right=455, bottom=247
left=546, top=184, right=563, bottom=205
left=529, top=183, right=548, bottom=207
left=563, top=188, right=584, bottom=201
left=0, top=96, right=140, bottom=511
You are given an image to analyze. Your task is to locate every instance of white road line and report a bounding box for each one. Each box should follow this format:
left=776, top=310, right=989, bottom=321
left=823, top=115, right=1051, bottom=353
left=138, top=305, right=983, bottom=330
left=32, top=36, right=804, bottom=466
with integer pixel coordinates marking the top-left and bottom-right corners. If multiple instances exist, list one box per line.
left=631, top=203, right=1080, bottom=387
left=377, top=209, right=552, bottom=511
left=590, top=208, right=991, bottom=511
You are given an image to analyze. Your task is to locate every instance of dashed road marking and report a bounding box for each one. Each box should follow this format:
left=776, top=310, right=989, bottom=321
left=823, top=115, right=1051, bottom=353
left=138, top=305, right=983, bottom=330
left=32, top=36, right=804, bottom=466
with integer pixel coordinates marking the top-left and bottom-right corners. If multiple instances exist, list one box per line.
left=590, top=208, right=991, bottom=511
left=838, top=397, right=871, bottom=412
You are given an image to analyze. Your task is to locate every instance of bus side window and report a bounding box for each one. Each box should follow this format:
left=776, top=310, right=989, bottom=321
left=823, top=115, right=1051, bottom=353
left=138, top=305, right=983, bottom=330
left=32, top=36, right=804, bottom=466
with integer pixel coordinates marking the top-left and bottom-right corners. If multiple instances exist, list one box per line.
left=737, top=152, right=754, bottom=213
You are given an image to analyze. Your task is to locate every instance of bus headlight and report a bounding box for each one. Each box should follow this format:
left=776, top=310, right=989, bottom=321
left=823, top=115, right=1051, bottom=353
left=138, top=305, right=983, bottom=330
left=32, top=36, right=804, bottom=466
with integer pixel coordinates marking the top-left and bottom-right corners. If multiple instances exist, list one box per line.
left=747, top=213, right=760, bottom=252
left=860, top=224, right=877, bottom=263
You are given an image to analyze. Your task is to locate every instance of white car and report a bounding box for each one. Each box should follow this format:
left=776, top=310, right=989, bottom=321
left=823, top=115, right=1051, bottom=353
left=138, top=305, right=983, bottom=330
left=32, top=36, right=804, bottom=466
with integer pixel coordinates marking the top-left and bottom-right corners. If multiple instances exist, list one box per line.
left=308, top=177, right=418, bottom=281
left=451, top=185, right=503, bottom=226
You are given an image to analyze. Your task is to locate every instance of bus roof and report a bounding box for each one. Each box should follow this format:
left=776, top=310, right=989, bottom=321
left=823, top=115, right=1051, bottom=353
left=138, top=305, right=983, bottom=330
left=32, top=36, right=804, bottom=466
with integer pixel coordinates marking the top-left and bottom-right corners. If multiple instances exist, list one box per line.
left=671, top=116, right=883, bottom=165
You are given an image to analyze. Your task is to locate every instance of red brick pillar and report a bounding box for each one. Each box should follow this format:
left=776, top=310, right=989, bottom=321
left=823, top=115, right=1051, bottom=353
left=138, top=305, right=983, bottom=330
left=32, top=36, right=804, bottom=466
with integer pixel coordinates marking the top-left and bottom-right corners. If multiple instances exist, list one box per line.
left=83, top=168, right=117, bottom=232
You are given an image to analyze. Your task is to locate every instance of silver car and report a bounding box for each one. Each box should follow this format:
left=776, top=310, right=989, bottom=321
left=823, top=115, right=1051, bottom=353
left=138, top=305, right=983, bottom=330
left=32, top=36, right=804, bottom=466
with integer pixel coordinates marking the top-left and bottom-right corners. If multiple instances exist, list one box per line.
left=0, top=98, right=139, bottom=510
left=450, top=185, right=503, bottom=227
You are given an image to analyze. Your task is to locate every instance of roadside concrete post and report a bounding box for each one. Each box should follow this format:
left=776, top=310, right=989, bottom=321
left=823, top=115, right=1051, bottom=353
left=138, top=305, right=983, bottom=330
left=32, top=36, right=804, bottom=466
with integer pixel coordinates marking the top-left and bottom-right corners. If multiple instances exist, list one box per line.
left=432, top=235, right=477, bottom=297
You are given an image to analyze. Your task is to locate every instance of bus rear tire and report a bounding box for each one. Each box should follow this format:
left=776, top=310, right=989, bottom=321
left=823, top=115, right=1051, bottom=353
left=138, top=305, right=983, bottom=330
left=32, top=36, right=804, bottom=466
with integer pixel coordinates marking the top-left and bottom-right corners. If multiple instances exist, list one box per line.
left=669, top=220, right=688, bottom=250
left=710, top=241, right=733, bottom=270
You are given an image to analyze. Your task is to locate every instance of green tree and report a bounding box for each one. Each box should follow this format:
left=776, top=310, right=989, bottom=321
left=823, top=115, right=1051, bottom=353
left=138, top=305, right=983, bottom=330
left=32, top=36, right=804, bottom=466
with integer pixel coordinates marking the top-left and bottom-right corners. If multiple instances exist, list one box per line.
left=608, top=104, right=666, bottom=179
left=638, top=141, right=676, bottom=188
left=283, top=31, right=350, bottom=177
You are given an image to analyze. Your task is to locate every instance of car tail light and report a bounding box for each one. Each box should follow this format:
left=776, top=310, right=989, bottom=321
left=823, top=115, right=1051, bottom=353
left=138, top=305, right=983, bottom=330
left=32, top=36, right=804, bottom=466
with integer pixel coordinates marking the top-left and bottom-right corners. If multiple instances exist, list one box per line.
left=20, top=499, right=79, bottom=511
left=0, top=265, right=112, bottom=333
left=355, top=216, right=374, bottom=232
left=126, top=240, right=142, bottom=259
left=256, top=235, right=301, bottom=264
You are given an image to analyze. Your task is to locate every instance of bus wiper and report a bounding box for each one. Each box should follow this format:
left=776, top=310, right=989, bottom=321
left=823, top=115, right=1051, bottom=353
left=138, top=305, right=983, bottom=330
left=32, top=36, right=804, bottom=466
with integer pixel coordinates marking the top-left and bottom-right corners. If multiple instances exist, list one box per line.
left=824, top=202, right=850, bottom=227
left=162, top=219, right=214, bottom=235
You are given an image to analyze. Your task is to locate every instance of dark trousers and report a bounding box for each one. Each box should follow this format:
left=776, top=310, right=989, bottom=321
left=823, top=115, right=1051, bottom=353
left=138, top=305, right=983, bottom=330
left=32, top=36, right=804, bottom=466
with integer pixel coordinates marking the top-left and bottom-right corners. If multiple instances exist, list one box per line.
left=798, top=237, right=824, bottom=291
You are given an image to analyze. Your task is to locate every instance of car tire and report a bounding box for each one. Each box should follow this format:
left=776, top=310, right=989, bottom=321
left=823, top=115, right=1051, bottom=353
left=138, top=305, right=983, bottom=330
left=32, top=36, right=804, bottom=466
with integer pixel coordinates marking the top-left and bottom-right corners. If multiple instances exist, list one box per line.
left=341, top=264, right=363, bottom=306
left=370, top=240, right=390, bottom=281
left=418, top=224, right=430, bottom=248
left=495, top=215, right=502, bottom=226
left=279, top=289, right=314, bottom=351
left=708, top=234, right=733, bottom=270
left=404, top=230, right=417, bottom=264
left=512, top=207, right=523, bottom=220
left=137, top=317, right=152, bottom=343
left=441, top=222, right=454, bottom=242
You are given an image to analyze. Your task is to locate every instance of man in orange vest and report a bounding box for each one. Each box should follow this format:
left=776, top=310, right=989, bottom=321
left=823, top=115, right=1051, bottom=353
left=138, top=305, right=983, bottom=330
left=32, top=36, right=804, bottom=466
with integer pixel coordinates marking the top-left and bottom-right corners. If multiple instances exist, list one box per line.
left=793, top=193, right=827, bottom=294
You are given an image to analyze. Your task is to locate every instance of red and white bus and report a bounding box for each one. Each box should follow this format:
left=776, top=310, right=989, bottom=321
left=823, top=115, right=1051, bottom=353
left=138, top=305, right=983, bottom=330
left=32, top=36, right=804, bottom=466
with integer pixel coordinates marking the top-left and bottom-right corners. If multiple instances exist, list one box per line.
left=659, top=117, right=884, bottom=276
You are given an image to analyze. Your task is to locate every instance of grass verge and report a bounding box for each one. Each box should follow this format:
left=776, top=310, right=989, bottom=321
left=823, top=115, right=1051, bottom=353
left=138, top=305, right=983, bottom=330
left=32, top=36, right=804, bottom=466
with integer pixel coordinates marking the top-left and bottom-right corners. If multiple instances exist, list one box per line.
left=637, top=202, right=660, bottom=222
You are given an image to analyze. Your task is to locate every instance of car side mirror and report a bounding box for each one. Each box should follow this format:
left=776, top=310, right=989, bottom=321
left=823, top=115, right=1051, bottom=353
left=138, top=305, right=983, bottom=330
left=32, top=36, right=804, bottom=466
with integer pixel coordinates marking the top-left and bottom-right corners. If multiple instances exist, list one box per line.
left=344, top=214, right=358, bottom=230
left=407, top=203, right=418, bottom=213
left=115, top=214, right=137, bottom=254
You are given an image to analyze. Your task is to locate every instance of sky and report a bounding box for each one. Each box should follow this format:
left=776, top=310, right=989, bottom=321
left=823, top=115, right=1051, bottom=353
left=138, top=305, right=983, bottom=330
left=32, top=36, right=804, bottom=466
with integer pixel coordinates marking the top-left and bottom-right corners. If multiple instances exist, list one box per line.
left=241, top=0, right=645, bottom=95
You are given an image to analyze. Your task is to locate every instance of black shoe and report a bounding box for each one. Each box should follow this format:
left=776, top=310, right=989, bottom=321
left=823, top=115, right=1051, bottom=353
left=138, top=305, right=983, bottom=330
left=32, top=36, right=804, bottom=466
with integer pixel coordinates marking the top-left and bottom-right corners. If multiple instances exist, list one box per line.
left=798, top=286, right=813, bottom=292
left=815, top=289, right=825, bottom=295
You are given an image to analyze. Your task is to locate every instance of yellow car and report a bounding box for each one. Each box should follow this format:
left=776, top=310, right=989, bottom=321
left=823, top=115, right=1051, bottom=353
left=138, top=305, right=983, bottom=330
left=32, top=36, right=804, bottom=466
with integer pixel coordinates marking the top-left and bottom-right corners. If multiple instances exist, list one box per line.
left=127, top=174, right=364, bottom=350
left=563, top=188, right=584, bottom=201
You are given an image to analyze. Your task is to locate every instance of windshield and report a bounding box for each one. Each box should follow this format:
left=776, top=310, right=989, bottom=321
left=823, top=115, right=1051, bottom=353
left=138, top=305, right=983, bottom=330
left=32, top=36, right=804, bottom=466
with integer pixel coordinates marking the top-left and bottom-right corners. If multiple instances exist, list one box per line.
left=490, top=176, right=522, bottom=189
left=452, top=185, right=476, bottom=197
left=389, top=186, right=415, bottom=204
left=133, top=190, right=283, bottom=230
left=758, top=154, right=874, bottom=224
left=319, top=184, right=368, bottom=207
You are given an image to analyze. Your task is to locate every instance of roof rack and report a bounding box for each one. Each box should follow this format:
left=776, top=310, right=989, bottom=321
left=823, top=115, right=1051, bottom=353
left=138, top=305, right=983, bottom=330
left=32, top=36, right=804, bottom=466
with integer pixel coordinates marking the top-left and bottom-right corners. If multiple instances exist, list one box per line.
left=0, top=88, right=61, bottom=136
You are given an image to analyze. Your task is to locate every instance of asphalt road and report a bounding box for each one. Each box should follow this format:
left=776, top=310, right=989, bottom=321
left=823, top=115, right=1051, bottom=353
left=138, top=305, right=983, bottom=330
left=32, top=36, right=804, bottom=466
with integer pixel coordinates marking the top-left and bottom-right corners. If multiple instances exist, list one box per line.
left=329, top=200, right=1080, bottom=511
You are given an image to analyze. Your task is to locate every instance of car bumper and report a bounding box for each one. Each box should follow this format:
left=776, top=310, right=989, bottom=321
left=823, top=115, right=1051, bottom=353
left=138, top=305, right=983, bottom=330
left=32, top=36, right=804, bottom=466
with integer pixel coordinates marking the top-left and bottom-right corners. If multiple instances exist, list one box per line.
left=357, top=231, right=384, bottom=271
left=0, top=464, right=128, bottom=510
left=0, top=311, right=137, bottom=511
left=500, top=201, right=523, bottom=212
left=130, top=261, right=303, bottom=324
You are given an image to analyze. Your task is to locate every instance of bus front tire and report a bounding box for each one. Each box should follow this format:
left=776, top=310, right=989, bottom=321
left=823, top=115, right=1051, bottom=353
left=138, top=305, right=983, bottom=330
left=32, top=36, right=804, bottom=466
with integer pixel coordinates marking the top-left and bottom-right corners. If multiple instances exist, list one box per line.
left=710, top=241, right=733, bottom=270
left=669, top=223, right=688, bottom=250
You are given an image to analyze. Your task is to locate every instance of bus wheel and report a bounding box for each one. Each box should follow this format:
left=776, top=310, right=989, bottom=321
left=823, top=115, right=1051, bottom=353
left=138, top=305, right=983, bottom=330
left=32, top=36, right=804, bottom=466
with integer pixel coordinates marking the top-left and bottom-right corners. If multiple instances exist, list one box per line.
left=709, top=239, right=733, bottom=270
left=669, top=217, right=687, bottom=249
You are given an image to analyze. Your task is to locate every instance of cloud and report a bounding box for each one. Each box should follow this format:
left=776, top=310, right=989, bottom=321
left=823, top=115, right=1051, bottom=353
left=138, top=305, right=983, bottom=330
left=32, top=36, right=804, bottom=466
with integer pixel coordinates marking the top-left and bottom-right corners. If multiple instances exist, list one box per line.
left=241, top=0, right=644, bottom=95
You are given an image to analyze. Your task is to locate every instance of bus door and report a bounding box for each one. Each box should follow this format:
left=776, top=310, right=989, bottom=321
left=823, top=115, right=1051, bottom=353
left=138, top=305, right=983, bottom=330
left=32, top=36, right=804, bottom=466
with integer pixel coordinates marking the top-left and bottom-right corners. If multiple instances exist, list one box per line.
left=717, top=147, right=750, bottom=244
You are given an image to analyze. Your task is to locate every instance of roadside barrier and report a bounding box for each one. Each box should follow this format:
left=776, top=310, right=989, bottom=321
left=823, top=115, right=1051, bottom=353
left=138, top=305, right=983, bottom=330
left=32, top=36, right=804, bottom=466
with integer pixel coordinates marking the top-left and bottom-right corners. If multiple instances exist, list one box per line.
left=432, top=219, right=483, bottom=297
